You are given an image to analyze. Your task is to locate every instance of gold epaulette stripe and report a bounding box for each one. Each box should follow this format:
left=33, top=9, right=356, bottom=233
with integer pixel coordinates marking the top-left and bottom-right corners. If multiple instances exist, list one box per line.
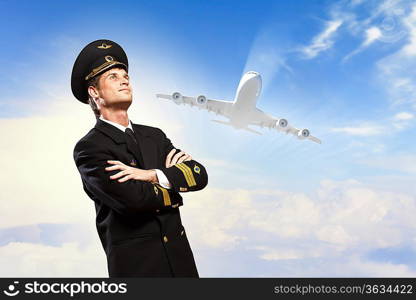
left=180, top=163, right=197, bottom=186
left=159, top=186, right=171, bottom=206
left=174, top=164, right=192, bottom=187
left=155, top=184, right=171, bottom=206
left=175, top=163, right=196, bottom=187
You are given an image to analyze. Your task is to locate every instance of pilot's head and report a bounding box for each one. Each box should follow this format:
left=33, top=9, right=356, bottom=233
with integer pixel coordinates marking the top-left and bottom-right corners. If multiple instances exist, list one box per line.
left=71, top=39, right=132, bottom=119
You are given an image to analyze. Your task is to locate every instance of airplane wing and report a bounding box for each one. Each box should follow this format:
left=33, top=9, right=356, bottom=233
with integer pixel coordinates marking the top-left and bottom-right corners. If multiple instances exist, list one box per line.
left=156, top=93, right=233, bottom=118
left=250, top=108, right=322, bottom=144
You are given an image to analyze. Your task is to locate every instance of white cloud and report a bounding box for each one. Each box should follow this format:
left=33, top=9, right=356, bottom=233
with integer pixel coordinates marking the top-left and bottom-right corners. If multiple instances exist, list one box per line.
left=360, top=154, right=416, bottom=174
left=342, top=26, right=382, bottom=62
left=394, top=111, right=415, bottom=121
left=0, top=241, right=107, bottom=277
left=179, top=178, right=416, bottom=276
left=392, top=111, right=414, bottom=129
left=375, top=2, right=416, bottom=111
left=363, top=26, right=383, bottom=46
left=331, top=124, right=384, bottom=136
left=330, top=114, right=412, bottom=136
left=301, top=20, right=343, bottom=59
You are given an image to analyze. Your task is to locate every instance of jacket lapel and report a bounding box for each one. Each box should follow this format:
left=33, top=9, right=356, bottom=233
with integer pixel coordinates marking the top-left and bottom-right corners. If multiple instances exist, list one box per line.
left=94, top=119, right=143, bottom=167
left=132, top=123, right=158, bottom=169
left=95, top=119, right=158, bottom=169
left=94, top=118, right=125, bottom=144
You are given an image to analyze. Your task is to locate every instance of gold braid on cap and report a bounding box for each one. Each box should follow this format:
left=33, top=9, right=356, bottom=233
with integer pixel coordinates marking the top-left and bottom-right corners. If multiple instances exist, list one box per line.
left=85, top=60, right=127, bottom=81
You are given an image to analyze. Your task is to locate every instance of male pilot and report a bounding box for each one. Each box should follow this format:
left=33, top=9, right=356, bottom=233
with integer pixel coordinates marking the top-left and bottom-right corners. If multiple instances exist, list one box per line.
left=71, top=39, right=208, bottom=277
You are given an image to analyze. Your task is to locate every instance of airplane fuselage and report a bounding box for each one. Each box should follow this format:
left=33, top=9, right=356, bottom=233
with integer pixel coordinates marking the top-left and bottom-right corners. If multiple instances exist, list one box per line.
left=229, top=71, right=262, bottom=128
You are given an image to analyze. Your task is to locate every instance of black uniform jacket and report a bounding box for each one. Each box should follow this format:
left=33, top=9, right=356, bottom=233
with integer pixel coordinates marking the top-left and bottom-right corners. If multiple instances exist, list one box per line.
left=73, top=118, right=208, bottom=277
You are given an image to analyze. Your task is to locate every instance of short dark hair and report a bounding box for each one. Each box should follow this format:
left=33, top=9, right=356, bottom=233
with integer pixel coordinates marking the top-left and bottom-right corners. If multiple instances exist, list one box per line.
left=86, top=75, right=101, bottom=119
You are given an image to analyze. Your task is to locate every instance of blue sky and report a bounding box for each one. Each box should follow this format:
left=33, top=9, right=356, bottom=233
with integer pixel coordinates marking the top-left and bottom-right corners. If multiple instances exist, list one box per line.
left=1, top=0, right=416, bottom=277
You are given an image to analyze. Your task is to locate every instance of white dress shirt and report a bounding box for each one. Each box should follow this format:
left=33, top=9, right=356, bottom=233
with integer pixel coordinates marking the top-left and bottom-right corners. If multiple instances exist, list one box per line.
left=99, top=116, right=171, bottom=189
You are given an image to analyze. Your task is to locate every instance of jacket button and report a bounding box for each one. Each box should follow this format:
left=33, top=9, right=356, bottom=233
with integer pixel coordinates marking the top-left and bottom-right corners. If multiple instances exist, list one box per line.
left=156, top=209, right=160, bottom=213
left=163, top=235, right=168, bottom=243
left=181, top=230, right=184, bottom=236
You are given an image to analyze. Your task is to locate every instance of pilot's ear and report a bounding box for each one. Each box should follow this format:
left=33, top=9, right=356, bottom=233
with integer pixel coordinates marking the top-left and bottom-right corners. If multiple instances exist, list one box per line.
left=88, top=85, right=99, bottom=99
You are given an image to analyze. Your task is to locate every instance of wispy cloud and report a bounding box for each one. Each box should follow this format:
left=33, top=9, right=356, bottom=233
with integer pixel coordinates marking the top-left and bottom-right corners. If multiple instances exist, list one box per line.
left=376, top=3, right=416, bottom=111
left=393, top=111, right=414, bottom=120
left=244, top=28, right=293, bottom=91
left=360, top=154, right=416, bottom=174
left=343, top=26, right=382, bottom=61
left=332, top=112, right=414, bottom=136
left=331, top=124, right=385, bottom=136
left=301, top=20, right=343, bottom=59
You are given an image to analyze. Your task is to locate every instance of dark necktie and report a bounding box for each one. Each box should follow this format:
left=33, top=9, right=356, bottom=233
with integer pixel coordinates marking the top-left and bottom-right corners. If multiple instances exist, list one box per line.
left=125, top=128, right=144, bottom=167
left=125, top=128, right=138, bottom=144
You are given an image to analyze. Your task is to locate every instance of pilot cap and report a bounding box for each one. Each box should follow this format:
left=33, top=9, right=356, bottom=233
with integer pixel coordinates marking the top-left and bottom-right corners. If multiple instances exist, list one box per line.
left=71, top=39, right=128, bottom=103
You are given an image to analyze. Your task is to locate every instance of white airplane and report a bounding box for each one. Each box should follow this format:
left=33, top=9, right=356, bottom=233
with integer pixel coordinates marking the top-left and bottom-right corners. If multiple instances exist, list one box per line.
left=156, top=71, right=321, bottom=144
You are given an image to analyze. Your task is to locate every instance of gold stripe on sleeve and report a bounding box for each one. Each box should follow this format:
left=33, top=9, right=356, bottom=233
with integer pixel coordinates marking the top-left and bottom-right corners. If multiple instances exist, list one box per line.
left=175, top=163, right=196, bottom=187
left=180, top=163, right=197, bottom=186
left=158, top=185, right=171, bottom=206
left=174, top=164, right=192, bottom=187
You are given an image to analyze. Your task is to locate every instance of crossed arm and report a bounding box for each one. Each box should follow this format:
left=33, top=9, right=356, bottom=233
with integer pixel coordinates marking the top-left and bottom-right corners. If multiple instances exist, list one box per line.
left=74, top=130, right=208, bottom=215
left=105, top=149, right=192, bottom=184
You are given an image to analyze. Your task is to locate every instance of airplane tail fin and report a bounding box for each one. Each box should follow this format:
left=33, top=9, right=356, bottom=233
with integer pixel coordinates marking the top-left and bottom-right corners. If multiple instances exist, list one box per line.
left=211, top=120, right=262, bottom=135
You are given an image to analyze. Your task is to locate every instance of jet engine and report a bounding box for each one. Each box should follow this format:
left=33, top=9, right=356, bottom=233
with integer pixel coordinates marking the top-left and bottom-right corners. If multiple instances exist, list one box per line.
left=172, top=92, right=183, bottom=104
left=297, top=129, right=310, bottom=139
left=275, top=118, right=288, bottom=129
left=196, top=95, right=207, bottom=106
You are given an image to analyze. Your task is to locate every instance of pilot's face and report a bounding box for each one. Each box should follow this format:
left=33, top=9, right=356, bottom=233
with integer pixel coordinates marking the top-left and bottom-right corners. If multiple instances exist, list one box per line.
left=92, top=67, right=132, bottom=109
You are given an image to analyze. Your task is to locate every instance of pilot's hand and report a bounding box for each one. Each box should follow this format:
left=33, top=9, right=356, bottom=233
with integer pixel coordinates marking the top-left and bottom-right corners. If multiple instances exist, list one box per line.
left=165, top=149, right=192, bottom=168
left=105, top=160, right=157, bottom=183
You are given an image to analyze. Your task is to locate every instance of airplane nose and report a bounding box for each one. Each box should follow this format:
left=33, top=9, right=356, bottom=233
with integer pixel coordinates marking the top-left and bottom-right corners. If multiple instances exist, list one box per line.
left=251, top=73, right=261, bottom=84
left=245, top=71, right=260, bottom=81
left=246, top=71, right=259, bottom=76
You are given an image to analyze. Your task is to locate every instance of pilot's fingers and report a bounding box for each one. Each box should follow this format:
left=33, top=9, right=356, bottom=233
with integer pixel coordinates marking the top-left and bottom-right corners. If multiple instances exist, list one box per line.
left=177, top=154, right=191, bottom=164
left=110, top=170, right=128, bottom=180
left=105, top=164, right=126, bottom=171
left=171, top=151, right=186, bottom=165
left=184, top=155, right=192, bottom=161
left=107, top=160, right=126, bottom=166
left=165, top=149, right=177, bottom=167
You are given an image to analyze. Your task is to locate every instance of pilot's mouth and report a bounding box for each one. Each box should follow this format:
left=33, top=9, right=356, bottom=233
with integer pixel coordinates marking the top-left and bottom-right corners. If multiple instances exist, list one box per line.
left=119, top=89, right=130, bottom=92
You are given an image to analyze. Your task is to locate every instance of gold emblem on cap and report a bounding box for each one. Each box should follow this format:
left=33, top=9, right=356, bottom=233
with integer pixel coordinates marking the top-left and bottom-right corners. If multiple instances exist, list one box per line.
left=97, top=43, right=112, bottom=49
left=105, top=55, right=114, bottom=62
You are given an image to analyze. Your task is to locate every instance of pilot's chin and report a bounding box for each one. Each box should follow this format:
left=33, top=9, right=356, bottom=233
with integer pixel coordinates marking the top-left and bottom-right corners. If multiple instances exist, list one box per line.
left=114, top=99, right=132, bottom=110
left=119, top=96, right=132, bottom=104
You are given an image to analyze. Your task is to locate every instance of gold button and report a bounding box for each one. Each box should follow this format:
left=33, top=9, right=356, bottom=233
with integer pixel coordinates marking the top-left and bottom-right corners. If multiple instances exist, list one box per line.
left=163, top=236, right=168, bottom=243
left=156, top=209, right=160, bottom=213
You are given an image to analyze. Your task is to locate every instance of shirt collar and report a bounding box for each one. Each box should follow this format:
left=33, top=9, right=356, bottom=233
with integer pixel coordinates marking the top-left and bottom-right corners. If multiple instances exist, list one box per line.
left=99, top=116, right=133, bottom=132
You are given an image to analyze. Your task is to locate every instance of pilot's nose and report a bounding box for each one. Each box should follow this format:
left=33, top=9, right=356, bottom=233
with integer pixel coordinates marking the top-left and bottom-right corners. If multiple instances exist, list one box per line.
left=121, top=77, right=129, bottom=86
